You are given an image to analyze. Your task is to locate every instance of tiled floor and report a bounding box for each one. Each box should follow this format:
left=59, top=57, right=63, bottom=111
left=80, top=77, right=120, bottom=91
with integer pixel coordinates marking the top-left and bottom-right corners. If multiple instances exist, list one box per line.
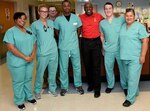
left=0, top=63, right=150, bottom=111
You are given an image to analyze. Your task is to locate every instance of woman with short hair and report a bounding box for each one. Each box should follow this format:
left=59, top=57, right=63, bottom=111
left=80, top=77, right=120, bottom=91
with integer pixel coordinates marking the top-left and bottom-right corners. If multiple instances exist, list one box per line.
left=3, top=12, right=36, bottom=110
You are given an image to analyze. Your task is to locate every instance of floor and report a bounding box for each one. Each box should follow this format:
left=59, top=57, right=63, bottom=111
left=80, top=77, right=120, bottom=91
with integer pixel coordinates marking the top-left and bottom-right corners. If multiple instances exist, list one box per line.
left=0, top=63, right=150, bottom=111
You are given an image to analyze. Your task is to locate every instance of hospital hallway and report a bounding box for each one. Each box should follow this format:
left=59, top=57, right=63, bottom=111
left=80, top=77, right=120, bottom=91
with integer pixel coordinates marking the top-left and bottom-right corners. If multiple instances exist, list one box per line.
left=0, top=62, right=150, bottom=111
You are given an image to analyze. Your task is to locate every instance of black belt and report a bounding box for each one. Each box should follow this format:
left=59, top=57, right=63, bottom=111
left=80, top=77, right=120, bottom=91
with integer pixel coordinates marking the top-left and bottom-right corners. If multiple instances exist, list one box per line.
left=82, top=36, right=100, bottom=41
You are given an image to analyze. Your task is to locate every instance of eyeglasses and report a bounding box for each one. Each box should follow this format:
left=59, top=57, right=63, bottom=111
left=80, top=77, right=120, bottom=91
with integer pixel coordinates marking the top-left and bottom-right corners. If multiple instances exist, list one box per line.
left=49, top=10, right=56, bottom=12
left=39, top=11, right=49, bottom=13
left=43, top=25, right=49, bottom=32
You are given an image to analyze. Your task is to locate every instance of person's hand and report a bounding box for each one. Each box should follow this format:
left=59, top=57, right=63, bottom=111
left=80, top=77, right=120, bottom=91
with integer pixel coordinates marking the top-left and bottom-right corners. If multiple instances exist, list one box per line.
left=140, top=56, right=145, bottom=64
left=24, top=56, right=33, bottom=62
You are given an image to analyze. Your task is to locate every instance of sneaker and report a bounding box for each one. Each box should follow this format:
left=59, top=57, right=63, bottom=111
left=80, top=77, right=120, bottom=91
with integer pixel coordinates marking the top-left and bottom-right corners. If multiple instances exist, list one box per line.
left=76, top=86, right=84, bottom=95
left=35, top=93, right=41, bottom=100
left=17, top=104, right=25, bottom=110
left=60, top=89, right=67, bottom=96
left=28, top=99, right=37, bottom=104
left=48, top=91, right=58, bottom=97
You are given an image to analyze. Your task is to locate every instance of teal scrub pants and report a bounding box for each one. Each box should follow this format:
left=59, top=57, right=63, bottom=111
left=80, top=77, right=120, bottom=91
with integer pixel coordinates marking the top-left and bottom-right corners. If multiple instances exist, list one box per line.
left=104, top=51, right=126, bottom=89
left=59, top=48, right=82, bottom=89
left=8, top=62, right=34, bottom=105
left=34, top=51, right=58, bottom=94
left=122, top=59, right=142, bottom=104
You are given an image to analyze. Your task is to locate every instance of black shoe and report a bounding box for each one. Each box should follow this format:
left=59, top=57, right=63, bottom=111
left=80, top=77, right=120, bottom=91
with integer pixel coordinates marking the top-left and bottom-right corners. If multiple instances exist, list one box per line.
left=60, top=89, right=67, bottom=96
left=17, top=104, right=26, bottom=110
left=94, top=91, right=100, bottom=98
left=28, top=99, right=37, bottom=104
left=87, top=86, right=94, bottom=92
left=105, top=88, right=113, bottom=93
left=76, top=86, right=84, bottom=95
left=124, top=89, right=128, bottom=96
left=123, top=100, right=131, bottom=107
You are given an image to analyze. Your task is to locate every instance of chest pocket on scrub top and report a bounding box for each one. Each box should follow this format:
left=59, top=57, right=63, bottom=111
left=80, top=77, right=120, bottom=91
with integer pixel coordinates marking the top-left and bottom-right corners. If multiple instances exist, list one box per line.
left=72, top=22, right=78, bottom=32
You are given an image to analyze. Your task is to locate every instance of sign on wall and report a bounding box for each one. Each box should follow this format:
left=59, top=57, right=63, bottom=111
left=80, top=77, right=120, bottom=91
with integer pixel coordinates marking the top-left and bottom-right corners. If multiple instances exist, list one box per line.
left=5, top=8, right=10, bottom=21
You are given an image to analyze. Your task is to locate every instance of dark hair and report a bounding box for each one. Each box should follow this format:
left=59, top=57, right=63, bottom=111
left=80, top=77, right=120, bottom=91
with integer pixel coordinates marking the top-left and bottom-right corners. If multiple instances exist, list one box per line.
left=104, top=2, right=114, bottom=9
left=125, top=8, right=135, bottom=16
left=62, top=0, right=71, bottom=6
left=49, top=5, right=57, bottom=10
left=13, top=12, right=27, bottom=21
left=49, top=5, right=56, bottom=8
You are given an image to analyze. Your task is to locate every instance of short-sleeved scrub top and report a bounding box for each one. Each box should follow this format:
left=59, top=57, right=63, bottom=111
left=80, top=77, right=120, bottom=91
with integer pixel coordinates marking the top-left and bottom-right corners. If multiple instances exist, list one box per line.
left=120, top=21, right=149, bottom=60
left=100, top=16, right=125, bottom=52
left=31, top=19, right=57, bottom=56
left=3, top=26, right=36, bottom=67
left=54, top=13, right=82, bottom=50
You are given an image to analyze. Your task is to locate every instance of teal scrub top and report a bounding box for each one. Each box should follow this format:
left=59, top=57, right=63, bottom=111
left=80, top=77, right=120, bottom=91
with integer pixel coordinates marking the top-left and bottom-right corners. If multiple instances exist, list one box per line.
left=3, top=26, right=36, bottom=67
left=31, top=19, right=57, bottom=56
left=120, top=22, right=149, bottom=60
left=100, top=16, right=125, bottom=52
left=54, top=13, right=82, bottom=50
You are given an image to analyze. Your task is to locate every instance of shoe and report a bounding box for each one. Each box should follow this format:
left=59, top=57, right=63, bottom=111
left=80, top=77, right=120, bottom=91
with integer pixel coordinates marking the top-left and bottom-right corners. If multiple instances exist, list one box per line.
left=94, top=91, right=100, bottom=98
left=123, top=100, right=131, bottom=107
left=28, top=99, right=37, bottom=104
left=124, top=89, right=128, bottom=96
left=48, top=91, right=58, bottom=97
left=76, top=86, right=84, bottom=95
left=60, top=89, right=67, bottom=96
left=105, top=88, right=113, bottom=93
left=35, top=93, right=41, bottom=100
left=87, top=86, right=94, bottom=92
left=17, top=104, right=25, bottom=110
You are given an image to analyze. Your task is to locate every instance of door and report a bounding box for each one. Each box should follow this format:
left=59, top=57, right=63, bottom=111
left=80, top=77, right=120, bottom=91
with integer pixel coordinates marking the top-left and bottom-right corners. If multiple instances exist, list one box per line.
left=0, top=1, right=15, bottom=60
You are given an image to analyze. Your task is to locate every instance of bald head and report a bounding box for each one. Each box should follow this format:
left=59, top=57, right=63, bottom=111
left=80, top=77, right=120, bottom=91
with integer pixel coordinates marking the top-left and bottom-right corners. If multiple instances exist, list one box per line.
left=84, top=2, right=93, bottom=8
left=84, top=2, right=93, bottom=16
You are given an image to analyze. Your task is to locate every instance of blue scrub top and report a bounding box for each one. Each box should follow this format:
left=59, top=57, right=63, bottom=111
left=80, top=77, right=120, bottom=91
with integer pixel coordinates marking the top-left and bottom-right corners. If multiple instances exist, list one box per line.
left=31, top=19, right=57, bottom=56
left=54, top=13, right=82, bottom=50
left=120, top=22, right=149, bottom=60
left=3, top=26, right=36, bottom=67
left=100, top=16, right=125, bottom=52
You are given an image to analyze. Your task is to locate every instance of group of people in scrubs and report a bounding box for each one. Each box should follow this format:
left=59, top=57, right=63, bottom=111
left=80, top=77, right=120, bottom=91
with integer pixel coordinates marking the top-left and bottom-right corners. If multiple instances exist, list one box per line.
left=3, top=0, right=149, bottom=110
left=100, top=2, right=149, bottom=107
